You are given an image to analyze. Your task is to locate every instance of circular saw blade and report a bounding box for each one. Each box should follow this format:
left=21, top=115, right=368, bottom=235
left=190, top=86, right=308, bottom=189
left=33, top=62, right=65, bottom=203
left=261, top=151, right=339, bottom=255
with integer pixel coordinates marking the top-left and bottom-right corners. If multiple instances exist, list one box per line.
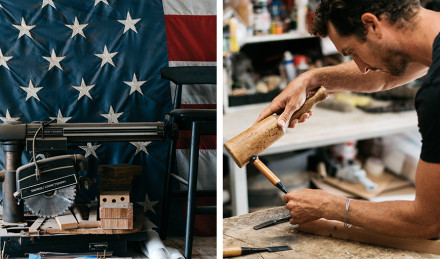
left=24, top=185, right=76, bottom=218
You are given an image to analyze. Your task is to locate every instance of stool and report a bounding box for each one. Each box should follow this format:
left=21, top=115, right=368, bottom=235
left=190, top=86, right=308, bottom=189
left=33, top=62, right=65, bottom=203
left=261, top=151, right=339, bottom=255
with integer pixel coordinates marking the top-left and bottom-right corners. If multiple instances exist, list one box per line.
left=159, top=66, right=216, bottom=259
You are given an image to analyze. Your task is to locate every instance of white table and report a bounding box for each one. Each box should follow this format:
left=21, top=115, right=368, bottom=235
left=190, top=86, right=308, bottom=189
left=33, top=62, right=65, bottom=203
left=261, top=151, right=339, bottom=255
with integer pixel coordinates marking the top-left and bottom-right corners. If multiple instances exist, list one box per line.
left=223, top=103, right=418, bottom=216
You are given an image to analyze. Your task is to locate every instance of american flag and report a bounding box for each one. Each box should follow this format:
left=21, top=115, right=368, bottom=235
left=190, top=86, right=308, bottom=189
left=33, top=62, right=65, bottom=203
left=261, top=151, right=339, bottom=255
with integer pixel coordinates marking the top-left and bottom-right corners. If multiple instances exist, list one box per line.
left=0, top=0, right=216, bottom=229
left=163, top=0, right=217, bottom=235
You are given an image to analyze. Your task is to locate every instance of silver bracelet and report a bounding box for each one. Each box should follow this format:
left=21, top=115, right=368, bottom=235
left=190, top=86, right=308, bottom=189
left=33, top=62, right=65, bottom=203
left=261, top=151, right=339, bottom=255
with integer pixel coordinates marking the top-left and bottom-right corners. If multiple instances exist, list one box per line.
left=344, top=198, right=352, bottom=228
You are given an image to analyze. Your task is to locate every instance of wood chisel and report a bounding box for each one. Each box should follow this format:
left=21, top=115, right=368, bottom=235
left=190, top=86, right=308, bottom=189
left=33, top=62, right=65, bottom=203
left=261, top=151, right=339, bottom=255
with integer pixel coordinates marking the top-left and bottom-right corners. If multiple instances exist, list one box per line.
left=224, top=87, right=328, bottom=193
left=253, top=215, right=292, bottom=230
left=250, top=156, right=288, bottom=194
left=223, top=246, right=292, bottom=257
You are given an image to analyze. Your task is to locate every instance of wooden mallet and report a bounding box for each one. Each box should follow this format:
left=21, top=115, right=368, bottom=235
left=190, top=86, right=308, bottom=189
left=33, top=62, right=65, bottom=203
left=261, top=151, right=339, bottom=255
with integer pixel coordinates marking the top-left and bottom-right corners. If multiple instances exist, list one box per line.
left=224, top=86, right=328, bottom=193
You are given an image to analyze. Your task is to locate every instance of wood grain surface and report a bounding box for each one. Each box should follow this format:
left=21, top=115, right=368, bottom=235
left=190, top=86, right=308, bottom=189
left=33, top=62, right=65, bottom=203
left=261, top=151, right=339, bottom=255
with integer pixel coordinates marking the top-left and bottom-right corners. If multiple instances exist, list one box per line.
left=223, top=207, right=438, bottom=258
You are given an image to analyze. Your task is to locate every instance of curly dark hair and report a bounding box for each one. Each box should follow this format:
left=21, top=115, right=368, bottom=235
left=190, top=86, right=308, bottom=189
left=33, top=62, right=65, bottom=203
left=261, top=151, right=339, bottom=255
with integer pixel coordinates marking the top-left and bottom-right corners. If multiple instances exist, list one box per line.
left=311, top=0, right=421, bottom=40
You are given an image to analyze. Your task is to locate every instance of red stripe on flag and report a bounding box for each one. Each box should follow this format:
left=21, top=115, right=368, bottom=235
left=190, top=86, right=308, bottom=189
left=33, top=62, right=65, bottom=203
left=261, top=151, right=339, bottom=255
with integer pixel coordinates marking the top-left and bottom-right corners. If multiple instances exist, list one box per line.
left=176, top=130, right=216, bottom=150
left=180, top=104, right=216, bottom=109
left=164, top=15, right=216, bottom=62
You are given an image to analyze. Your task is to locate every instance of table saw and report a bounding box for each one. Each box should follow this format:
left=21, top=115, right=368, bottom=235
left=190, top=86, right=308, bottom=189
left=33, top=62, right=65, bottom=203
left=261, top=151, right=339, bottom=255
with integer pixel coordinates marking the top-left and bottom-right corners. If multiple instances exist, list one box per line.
left=0, top=120, right=173, bottom=256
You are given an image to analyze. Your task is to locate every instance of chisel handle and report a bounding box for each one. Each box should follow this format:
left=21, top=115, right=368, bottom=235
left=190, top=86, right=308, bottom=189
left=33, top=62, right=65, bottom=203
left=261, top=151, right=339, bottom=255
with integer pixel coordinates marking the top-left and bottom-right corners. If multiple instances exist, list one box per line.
left=251, top=157, right=288, bottom=194
left=223, top=247, right=243, bottom=257
left=251, top=157, right=280, bottom=185
left=223, top=247, right=265, bottom=257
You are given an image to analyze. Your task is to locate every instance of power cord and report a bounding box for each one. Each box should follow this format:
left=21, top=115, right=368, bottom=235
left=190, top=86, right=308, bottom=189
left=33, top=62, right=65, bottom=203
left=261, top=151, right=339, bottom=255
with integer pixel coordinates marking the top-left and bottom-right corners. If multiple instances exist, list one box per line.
left=32, top=119, right=56, bottom=180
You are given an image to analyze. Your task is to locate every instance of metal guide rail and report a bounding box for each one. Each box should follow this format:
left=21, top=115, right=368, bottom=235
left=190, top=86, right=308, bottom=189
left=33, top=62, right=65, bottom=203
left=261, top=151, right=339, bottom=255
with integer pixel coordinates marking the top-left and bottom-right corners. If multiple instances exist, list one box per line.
left=0, top=121, right=168, bottom=142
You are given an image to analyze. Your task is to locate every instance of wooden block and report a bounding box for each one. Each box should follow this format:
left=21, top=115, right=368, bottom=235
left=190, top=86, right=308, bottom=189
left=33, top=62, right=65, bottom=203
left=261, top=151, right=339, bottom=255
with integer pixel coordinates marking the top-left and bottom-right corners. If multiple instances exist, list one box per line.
left=78, top=220, right=101, bottom=229
left=98, top=164, right=142, bottom=177
left=100, top=176, right=133, bottom=184
left=29, top=217, right=45, bottom=234
left=323, top=171, right=411, bottom=200
left=298, top=219, right=440, bottom=255
left=55, top=211, right=78, bottom=230
left=99, top=183, right=132, bottom=192
left=100, top=203, right=133, bottom=219
left=100, top=190, right=130, bottom=204
left=41, top=218, right=61, bottom=230
left=101, top=218, right=133, bottom=230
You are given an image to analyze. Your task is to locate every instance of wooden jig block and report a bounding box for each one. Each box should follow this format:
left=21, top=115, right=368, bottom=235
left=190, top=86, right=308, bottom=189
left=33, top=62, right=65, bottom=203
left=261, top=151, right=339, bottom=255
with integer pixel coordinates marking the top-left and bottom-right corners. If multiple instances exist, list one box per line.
left=98, top=164, right=142, bottom=178
left=101, top=218, right=133, bottom=230
left=55, top=211, right=78, bottom=230
left=29, top=217, right=45, bottom=234
left=100, top=190, right=130, bottom=204
left=100, top=203, right=133, bottom=219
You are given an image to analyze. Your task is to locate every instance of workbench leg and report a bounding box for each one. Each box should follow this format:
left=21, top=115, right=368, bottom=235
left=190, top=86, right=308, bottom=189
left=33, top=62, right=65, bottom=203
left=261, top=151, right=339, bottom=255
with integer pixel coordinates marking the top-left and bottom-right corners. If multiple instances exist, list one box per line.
left=185, top=121, right=200, bottom=259
left=229, top=157, right=249, bottom=216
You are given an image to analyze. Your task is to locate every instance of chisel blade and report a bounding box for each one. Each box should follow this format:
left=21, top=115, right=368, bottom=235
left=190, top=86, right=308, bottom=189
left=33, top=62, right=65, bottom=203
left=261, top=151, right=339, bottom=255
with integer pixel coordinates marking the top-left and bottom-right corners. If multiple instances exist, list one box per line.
left=263, top=246, right=292, bottom=252
left=253, top=215, right=292, bottom=230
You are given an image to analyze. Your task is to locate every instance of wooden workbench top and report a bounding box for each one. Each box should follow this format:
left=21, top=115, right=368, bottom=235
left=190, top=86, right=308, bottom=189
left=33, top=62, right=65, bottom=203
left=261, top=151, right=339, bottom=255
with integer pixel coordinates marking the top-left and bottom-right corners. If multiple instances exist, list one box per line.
left=223, top=207, right=437, bottom=258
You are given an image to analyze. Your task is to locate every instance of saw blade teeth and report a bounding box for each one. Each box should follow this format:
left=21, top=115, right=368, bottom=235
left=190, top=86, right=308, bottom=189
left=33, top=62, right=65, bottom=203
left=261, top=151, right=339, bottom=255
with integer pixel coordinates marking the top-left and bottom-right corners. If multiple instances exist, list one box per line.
left=24, top=185, right=77, bottom=218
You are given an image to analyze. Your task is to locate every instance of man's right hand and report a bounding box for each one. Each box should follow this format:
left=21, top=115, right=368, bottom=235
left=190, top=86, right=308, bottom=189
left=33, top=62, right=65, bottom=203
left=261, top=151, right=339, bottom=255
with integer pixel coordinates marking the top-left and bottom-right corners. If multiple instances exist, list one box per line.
left=255, top=74, right=312, bottom=130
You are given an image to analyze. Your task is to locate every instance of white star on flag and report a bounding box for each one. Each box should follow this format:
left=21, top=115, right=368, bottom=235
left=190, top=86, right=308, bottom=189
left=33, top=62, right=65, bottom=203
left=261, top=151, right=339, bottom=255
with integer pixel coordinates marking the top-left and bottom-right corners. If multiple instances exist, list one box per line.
left=73, top=78, right=94, bottom=100
left=95, top=45, right=117, bottom=68
left=94, top=0, right=109, bottom=6
left=138, top=193, right=158, bottom=214
left=100, top=106, right=123, bottom=123
left=43, top=49, right=65, bottom=71
left=0, top=49, right=12, bottom=70
left=124, top=73, right=146, bottom=95
left=66, top=17, right=88, bottom=38
left=0, top=109, right=20, bottom=123
left=41, top=0, right=56, bottom=9
left=118, top=12, right=141, bottom=34
left=13, top=17, right=36, bottom=39
left=20, top=80, right=42, bottom=101
left=130, top=141, right=151, bottom=155
left=79, top=142, right=101, bottom=158
left=49, top=109, right=72, bottom=124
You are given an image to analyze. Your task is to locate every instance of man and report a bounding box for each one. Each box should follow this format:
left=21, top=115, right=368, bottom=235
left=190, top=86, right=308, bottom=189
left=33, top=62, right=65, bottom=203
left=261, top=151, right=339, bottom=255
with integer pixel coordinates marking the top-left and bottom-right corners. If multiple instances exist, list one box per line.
left=256, top=0, right=440, bottom=238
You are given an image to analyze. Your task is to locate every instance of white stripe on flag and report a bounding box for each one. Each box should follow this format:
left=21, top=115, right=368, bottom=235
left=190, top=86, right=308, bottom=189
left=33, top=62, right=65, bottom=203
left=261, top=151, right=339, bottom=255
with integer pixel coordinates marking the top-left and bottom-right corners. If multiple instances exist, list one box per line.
left=162, top=0, right=216, bottom=16
left=176, top=149, right=217, bottom=190
left=168, top=61, right=216, bottom=67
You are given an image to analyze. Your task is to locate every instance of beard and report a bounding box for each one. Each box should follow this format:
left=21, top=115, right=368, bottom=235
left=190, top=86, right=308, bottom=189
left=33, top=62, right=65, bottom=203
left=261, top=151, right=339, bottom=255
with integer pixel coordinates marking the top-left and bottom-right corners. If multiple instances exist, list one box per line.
left=381, top=51, right=410, bottom=76
left=368, top=40, right=410, bottom=76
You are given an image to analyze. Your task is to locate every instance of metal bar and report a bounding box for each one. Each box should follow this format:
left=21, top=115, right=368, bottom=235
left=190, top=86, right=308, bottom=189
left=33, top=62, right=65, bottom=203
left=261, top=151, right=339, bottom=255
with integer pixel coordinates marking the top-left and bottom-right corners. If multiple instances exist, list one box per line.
left=2, top=141, right=24, bottom=223
left=25, top=123, right=166, bottom=141
left=170, top=173, right=189, bottom=186
left=173, top=84, right=182, bottom=110
left=159, top=136, right=177, bottom=240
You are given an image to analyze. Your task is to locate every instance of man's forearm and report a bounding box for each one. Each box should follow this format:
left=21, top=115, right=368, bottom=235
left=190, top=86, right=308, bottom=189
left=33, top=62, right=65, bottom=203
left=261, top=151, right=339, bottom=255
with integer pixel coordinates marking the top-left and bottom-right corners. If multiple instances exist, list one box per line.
left=323, top=196, right=437, bottom=238
left=303, top=61, right=428, bottom=93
